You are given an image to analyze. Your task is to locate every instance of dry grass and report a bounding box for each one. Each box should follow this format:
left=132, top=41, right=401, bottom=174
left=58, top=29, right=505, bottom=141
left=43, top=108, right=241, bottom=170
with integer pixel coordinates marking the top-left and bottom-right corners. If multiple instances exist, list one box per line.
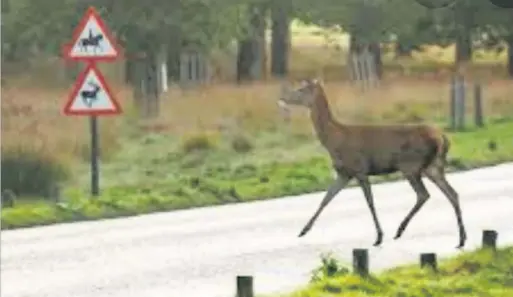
left=2, top=77, right=512, bottom=164
left=2, top=21, right=513, bottom=163
left=0, top=81, right=129, bottom=163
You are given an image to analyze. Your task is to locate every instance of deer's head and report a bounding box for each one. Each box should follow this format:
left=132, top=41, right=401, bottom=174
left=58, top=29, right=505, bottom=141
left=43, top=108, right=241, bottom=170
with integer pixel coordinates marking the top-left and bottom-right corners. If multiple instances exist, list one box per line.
left=278, top=79, right=321, bottom=111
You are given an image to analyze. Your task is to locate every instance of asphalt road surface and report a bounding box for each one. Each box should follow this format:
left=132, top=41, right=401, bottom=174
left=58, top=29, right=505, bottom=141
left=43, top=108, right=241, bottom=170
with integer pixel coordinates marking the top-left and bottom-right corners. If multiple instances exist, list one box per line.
left=2, top=163, right=513, bottom=297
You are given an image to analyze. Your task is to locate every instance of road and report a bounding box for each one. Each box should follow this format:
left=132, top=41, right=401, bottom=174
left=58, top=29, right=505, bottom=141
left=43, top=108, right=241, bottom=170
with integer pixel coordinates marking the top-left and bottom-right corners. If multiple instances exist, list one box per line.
left=2, top=163, right=513, bottom=297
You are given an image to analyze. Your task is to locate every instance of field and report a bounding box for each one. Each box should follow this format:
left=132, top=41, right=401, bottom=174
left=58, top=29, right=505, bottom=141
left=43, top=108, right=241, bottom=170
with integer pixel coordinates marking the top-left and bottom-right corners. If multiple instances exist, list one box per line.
left=274, top=246, right=513, bottom=297
left=1, top=21, right=513, bottom=229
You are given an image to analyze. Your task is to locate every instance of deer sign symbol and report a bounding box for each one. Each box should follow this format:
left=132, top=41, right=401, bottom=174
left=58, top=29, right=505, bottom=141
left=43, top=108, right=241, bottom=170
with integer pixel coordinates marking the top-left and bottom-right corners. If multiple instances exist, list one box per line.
left=79, top=29, right=104, bottom=53
left=278, top=79, right=467, bottom=249
left=80, top=81, right=101, bottom=108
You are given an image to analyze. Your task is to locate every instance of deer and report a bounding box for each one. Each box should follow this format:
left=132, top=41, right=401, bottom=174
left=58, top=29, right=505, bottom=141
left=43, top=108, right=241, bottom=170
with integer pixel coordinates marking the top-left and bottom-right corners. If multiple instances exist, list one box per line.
left=278, top=78, right=467, bottom=248
left=80, top=82, right=101, bottom=108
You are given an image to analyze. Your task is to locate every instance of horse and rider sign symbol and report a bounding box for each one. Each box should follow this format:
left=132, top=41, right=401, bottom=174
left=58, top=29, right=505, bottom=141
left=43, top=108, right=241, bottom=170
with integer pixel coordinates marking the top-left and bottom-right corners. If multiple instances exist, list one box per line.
left=63, top=63, right=121, bottom=115
left=63, top=6, right=121, bottom=62
left=62, top=6, right=122, bottom=116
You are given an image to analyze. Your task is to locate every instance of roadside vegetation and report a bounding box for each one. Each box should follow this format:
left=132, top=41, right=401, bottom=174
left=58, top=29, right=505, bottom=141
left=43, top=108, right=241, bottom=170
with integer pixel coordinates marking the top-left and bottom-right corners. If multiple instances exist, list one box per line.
left=274, top=246, right=513, bottom=297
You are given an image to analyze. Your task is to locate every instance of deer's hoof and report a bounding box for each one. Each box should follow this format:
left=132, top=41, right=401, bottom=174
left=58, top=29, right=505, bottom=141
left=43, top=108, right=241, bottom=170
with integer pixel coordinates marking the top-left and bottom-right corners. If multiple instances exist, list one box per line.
left=373, top=233, right=384, bottom=246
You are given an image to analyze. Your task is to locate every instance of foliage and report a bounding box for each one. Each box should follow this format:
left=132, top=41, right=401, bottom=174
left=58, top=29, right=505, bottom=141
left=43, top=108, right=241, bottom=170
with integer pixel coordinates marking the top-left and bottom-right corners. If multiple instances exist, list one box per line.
left=310, top=252, right=350, bottom=283
left=1, top=0, right=253, bottom=63
left=1, top=147, right=70, bottom=199
left=3, top=121, right=513, bottom=229
left=180, top=132, right=219, bottom=153
left=231, top=133, right=254, bottom=153
left=285, top=246, right=513, bottom=297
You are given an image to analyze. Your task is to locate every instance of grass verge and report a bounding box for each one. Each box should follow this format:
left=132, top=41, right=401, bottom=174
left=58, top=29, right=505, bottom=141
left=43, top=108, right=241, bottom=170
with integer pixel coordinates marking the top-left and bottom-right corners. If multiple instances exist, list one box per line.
left=2, top=121, right=513, bottom=230
left=276, top=246, right=513, bottom=297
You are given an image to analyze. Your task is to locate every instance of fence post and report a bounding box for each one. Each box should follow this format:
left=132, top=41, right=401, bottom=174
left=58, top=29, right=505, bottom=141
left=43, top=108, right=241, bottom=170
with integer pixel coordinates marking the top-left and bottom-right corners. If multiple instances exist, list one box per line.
left=420, top=253, right=437, bottom=271
left=454, top=75, right=466, bottom=131
left=236, top=276, right=254, bottom=297
left=449, top=76, right=457, bottom=130
left=352, top=248, right=369, bottom=277
left=474, top=83, right=484, bottom=128
left=482, top=230, right=498, bottom=250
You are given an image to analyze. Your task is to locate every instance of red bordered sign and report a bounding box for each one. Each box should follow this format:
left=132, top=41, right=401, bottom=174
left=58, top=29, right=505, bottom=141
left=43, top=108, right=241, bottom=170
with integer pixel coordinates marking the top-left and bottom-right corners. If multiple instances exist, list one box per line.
left=63, top=6, right=122, bottom=62
left=63, top=63, right=122, bottom=116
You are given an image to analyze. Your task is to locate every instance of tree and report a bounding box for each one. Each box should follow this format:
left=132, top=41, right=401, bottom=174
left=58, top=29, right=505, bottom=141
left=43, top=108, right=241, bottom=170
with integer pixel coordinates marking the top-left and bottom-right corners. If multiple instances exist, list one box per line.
left=270, top=0, right=291, bottom=77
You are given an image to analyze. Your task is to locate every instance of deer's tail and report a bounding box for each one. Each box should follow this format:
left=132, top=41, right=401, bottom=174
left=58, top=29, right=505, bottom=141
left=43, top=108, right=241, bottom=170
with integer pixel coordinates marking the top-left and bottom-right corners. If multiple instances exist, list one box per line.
left=439, top=134, right=450, bottom=160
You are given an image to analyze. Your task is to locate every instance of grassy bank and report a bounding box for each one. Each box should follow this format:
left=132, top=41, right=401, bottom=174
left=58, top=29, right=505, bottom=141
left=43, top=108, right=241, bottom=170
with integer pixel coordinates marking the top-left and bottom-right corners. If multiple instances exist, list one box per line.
left=2, top=120, right=513, bottom=230
left=276, top=246, right=513, bottom=297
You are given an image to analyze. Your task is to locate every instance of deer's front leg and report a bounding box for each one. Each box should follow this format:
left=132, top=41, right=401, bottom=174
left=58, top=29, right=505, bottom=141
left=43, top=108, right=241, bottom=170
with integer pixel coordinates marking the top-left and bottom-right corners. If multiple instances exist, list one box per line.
left=356, top=176, right=384, bottom=246
left=298, top=174, right=351, bottom=237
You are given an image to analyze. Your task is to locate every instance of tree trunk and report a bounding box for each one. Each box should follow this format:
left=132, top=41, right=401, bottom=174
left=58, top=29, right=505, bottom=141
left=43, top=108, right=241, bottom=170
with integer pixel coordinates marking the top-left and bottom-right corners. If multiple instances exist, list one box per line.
left=236, top=39, right=255, bottom=83
left=454, top=1, right=473, bottom=66
left=455, top=30, right=472, bottom=64
left=349, top=34, right=363, bottom=53
left=124, top=60, right=134, bottom=84
left=250, top=3, right=267, bottom=80
left=236, top=4, right=266, bottom=83
left=271, top=1, right=290, bottom=77
left=507, top=36, right=513, bottom=78
left=166, top=26, right=182, bottom=82
left=369, top=42, right=383, bottom=79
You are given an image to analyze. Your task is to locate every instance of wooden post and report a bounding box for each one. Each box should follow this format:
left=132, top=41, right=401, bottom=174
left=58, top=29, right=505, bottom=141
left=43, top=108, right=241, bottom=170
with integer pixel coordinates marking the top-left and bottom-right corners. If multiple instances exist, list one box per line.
left=420, top=253, right=437, bottom=271
left=482, top=230, right=497, bottom=250
left=90, top=115, right=100, bottom=197
left=450, top=76, right=457, bottom=130
left=474, top=83, right=484, bottom=127
left=236, top=275, right=254, bottom=297
left=352, top=248, right=369, bottom=277
left=454, top=75, right=466, bottom=131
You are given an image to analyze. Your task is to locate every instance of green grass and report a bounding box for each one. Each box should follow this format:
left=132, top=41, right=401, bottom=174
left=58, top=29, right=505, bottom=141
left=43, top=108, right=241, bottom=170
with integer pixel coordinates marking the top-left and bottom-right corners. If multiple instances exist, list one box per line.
left=274, top=246, right=513, bottom=297
left=2, top=120, right=513, bottom=230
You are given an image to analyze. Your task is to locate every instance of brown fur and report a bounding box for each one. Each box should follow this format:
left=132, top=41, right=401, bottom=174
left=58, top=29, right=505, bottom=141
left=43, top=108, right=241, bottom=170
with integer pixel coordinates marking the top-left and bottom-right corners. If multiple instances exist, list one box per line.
left=279, top=79, right=467, bottom=248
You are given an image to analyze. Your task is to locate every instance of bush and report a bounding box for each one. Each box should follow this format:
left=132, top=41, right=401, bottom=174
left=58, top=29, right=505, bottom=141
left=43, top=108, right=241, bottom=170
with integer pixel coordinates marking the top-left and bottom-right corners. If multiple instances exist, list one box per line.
left=310, top=252, right=350, bottom=283
left=180, top=132, right=219, bottom=153
left=1, top=147, right=70, bottom=199
left=231, top=133, right=253, bottom=153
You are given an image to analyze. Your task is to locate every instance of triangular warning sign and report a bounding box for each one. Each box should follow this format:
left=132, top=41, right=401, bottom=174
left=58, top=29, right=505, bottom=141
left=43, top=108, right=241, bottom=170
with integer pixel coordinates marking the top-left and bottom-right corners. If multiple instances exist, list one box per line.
left=64, top=6, right=121, bottom=62
left=64, top=64, right=122, bottom=116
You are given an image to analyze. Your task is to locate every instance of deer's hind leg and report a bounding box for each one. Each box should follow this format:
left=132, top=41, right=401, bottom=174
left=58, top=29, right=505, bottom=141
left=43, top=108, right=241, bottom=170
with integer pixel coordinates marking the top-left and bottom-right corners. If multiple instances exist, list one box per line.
left=394, top=173, right=430, bottom=240
left=424, top=163, right=467, bottom=248
left=298, top=172, right=352, bottom=237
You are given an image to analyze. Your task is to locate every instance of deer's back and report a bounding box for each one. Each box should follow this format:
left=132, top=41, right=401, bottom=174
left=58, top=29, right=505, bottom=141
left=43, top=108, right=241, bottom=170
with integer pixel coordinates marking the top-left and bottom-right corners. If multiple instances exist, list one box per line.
left=329, top=123, right=444, bottom=176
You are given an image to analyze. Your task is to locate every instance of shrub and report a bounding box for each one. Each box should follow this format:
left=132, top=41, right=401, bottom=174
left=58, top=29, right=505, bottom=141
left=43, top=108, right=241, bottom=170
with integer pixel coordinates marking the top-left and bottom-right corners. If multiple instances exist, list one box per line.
left=1, top=189, right=16, bottom=208
left=180, top=132, right=219, bottom=153
left=1, top=147, right=70, bottom=199
left=231, top=133, right=253, bottom=153
left=310, top=252, right=350, bottom=283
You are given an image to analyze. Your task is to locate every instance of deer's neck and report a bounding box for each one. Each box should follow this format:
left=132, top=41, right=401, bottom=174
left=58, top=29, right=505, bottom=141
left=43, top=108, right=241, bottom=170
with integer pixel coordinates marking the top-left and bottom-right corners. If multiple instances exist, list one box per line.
left=309, top=89, right=337, bottom=144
